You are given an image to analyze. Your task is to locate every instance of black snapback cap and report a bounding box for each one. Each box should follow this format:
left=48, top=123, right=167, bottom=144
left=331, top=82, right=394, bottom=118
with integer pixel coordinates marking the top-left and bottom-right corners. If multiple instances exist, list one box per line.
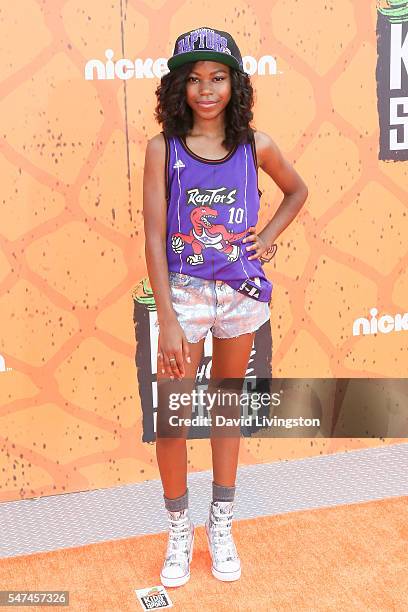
left=167, top=27, right=245, bottom=73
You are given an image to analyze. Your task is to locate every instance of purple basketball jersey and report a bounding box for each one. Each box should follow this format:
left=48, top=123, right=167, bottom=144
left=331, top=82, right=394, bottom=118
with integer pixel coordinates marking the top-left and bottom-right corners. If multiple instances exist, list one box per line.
left=164, top=132, right=273, bottom=303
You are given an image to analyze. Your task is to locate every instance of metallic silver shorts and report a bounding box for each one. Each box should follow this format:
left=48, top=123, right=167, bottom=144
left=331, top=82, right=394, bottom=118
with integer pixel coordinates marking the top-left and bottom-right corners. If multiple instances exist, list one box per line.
left=155, top=271, right=271, bottom=344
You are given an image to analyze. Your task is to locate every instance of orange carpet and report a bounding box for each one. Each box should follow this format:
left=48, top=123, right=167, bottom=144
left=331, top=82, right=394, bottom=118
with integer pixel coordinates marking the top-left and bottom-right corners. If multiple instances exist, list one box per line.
left=0, top=496, right=407, bottom=611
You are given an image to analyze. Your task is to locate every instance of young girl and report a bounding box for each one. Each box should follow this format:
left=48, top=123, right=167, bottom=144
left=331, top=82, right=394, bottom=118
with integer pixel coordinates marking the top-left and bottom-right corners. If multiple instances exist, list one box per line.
left=143, top=26, right=308, bottom=588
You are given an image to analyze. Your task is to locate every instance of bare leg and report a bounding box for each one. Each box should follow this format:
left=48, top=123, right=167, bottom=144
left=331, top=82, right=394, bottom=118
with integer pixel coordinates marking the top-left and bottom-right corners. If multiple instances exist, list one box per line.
left=156, top=337, right=205, bottom=499
left=210, top=332, right=255, bottom=487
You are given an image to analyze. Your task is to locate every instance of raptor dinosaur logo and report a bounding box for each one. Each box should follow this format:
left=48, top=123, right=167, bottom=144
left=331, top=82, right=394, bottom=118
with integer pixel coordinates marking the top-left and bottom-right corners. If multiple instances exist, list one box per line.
left=171, top=205, right=248, bottom=265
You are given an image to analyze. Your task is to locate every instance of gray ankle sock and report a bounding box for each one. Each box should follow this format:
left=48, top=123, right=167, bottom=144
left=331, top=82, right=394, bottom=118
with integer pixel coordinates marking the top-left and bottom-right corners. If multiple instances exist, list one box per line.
left=164, top=487, right=188, bottom=512
left=212, top=480, right=235, bottom=503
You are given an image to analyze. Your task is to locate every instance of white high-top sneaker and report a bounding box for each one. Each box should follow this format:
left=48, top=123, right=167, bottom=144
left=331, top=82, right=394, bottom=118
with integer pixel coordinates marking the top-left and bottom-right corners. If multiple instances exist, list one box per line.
left=160, top=508, right=195, bottom=588
left=205, top=500, right=241, bottom=581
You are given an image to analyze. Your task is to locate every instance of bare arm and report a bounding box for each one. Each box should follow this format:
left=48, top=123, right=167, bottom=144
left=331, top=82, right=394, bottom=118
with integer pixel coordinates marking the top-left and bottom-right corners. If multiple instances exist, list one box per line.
left=253, top=130, right=308, bottom=251
left=143, top=133, right=191, bottom=379
left=143, top=133, right=177, bottom=325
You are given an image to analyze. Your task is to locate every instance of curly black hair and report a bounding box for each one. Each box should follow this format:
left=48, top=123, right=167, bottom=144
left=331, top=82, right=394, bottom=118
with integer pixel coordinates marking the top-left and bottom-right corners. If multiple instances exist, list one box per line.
left=154, top=62, right=255, bottom=150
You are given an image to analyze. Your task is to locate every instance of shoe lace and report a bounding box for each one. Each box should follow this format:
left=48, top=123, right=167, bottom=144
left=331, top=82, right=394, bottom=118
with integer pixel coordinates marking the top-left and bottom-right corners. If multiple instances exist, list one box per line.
left=210, top=511, right=237, bottom=561
left=165, top=514, right=191, bottom=564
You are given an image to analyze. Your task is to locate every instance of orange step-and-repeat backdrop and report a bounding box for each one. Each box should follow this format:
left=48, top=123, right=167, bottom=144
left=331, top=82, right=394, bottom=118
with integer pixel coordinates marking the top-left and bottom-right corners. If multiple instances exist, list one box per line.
left=0, top=1, right=407, bottom=501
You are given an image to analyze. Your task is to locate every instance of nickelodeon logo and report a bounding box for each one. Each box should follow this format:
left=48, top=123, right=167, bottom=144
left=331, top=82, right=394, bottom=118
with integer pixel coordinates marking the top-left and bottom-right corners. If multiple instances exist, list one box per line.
left=84, top=49, right=278, bottom=80
left=352, top=308, right=408, bottom=336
